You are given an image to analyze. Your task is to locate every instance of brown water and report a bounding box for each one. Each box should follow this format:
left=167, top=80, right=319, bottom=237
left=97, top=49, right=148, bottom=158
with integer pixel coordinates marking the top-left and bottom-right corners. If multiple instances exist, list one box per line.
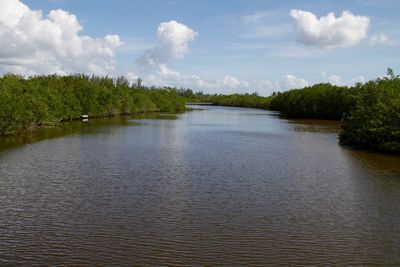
left=0, top=106, right=399, bottom=266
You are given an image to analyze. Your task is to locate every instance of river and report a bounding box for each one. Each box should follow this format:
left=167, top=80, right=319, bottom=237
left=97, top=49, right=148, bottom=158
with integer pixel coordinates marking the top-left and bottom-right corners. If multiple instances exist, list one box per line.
left=0, top=105, right=399, bottom=266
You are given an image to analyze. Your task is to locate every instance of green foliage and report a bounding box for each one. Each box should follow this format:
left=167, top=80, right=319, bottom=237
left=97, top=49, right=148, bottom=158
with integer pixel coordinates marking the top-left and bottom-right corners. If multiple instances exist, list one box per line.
left=0, top=74, right=185, bottom=136
left=340, top=75, right=400, bottom=153
left=267, top=69, right=400, bottom=153
left=176, top=88, right=207, bottom=102
left=269, top=83, right=354, bottom=120
left=2, top=69, right=398, bottom=154
left=149, top=87, right=186, bottom=112
left=207, top=93, right=273, bottom=109
left=182, top=92, right=272, bottom=110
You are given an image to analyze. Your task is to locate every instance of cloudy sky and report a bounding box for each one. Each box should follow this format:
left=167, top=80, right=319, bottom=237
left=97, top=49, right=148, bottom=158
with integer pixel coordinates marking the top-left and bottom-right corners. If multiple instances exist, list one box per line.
left=1, top=0, right=399, bottom=95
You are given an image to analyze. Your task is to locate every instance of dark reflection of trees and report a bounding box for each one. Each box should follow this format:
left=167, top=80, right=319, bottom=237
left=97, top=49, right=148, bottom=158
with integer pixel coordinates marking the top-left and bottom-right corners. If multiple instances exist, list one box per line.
left=0, top=114, right=178, bottom=154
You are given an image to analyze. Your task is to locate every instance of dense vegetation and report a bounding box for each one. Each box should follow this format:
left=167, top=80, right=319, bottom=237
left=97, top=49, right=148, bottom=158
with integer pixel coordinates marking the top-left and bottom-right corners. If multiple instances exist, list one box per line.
left=0, top=74, right=185, bottom=136
left=1, top=69, right=399, bottom=154
left=266, top=70, right=400, bottom=153
left=269, top=83, right=354, bottom=120
left=340, top=73, right=400, bottom=153
left=178, top=89, right=272, bottom=109
left=204, top=93, right=272, bottom=109
left=180, top=69, right=400, bottom=154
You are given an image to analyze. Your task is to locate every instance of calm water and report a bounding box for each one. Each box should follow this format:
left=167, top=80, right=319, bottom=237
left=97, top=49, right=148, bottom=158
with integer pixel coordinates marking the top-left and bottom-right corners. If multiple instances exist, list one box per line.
left=0, top=106, right=399, bottom=266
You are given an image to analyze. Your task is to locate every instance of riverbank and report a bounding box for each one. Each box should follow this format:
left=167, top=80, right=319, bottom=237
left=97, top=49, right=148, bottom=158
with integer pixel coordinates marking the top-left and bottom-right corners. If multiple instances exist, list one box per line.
left=0, top=74, right=185, bottom=137
left=1, top=105, right=399, bottom=266
left=1, top=71, right=399, bottom=154
left=0, top=112, right=182, bottom=153
left=0, top=110, right=188, bottom=140
left=182, top=70, right=400, bottom=154
left=271, top=76, right=400, bottom=154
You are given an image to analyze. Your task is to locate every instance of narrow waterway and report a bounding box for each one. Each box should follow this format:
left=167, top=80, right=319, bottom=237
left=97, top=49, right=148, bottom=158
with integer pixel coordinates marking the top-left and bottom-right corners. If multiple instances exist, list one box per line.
left=0, top=105, right=399, bottom=266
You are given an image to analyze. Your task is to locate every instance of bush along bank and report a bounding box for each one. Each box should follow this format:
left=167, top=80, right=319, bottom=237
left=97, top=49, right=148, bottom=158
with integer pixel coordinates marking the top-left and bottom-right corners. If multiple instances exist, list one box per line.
left=0, top=74, right=185, bottom=136
left=179, top=69, right=400, bottom=154
left=339, top=73, right=400, bottom=153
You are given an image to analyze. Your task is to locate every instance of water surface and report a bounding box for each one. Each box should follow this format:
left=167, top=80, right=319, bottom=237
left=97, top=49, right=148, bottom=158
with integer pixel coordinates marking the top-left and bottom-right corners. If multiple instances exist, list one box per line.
left=0, top=106, right=399, bottom=266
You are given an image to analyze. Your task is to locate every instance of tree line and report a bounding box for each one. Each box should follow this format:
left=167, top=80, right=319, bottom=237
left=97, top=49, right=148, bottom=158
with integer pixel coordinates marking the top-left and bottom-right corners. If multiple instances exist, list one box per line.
left=177, top=89, right=273, bottom=109
left=179, top=69, right=400, bottom=154
left=0, top=74, right=185, bottom=136
left=1, top=70, right=398, bottom=153
left=267, top=70, right=400, bottom=153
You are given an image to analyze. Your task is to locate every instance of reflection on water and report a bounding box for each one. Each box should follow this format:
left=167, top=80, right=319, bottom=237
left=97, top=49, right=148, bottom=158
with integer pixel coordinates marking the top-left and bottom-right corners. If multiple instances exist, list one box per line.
left=0, top=113, right=181, bottom=154
left=0, top=105, right=399, bottom=266
left=0, top=116, right=134, bottom=153
left=288, top=119, right=342, bottom=134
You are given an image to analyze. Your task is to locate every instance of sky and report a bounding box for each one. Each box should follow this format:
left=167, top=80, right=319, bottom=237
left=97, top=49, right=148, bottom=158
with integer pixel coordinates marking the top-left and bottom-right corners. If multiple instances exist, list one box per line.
left=1, top=0, right=399, bottom=95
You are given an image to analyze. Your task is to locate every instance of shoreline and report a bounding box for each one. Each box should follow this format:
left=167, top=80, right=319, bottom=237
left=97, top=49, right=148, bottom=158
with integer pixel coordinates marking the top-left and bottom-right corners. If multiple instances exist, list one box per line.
left=0, top=108, right=186, bottom=139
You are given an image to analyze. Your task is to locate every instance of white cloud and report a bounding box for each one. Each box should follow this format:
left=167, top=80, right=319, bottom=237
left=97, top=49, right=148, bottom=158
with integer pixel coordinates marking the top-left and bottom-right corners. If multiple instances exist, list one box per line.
left=247, top=75, right=309, bottom=94
left=322, top=72, right=344, bottom=85
left=280, top=74, right=309, bottom=89
left=137, top=20, right=198, bottom=65
left=158, top=20, right=198, bottom=58
left=218, top=75, right=249, bottom=89
left=143, top=65, right=249, bottom=92
left=144, top=65, right=207, bottom=90
left=126, top=71, right=139, bottom=82
left=290, top=10, right=369, bottom=49
left=253, top=75, right=309, bottom=95
left=351, top=75, right=366, bottom=84
left=368, top=34, right=398, bottom=46
left=328, top=74, right=344, bottom=85
left=0, top=0, right=123, bottom=75
left=158, top=63, right=181, bottom=80
left=137, top=63, right=309, bottom=96
left=253, top=80, right=278, bottom=94
left=136, top=64, right=235, bottom=91
left=322, top=72, right=366, bottom=86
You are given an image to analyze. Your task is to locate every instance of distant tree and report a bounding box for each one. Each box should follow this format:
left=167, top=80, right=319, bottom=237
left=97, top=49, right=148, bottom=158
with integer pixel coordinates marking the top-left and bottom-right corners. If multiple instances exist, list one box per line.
left=136, top=78, right=143, bottom=88
left=386, top=68, right=399, bottom=80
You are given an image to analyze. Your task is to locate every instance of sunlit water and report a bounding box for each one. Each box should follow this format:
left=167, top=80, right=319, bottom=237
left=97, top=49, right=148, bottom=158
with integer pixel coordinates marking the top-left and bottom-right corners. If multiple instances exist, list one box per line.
left=0, top=106, right=399, bottom=266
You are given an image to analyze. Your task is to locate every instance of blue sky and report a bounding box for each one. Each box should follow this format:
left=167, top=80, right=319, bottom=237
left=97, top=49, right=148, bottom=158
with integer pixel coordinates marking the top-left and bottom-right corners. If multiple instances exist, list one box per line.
left=2, top=0, right=400, bottom=95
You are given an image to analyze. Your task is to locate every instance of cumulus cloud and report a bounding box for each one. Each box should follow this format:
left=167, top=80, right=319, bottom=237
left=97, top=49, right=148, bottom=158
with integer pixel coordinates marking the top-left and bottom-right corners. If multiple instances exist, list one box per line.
left=279, top=74, right=309, bottom=89
left=131, top=15, right=310, bottom=95
left=144, top=65, right=210, bottom=90
left=137, top=63, right=309, bottom=96
left=144, top=65, right=249, bottom=92
left=248, top=74, right=309, bottom=95
left=137, top=20, right=198, bottom=65
left=0, top=0, right=123, bottom=75
left=157, top=63, right=182, bottom=80
left=126, top=71, right=139, bottom=82
left=218, top=75, right=249, bottom=89
left=290, top=10, right=369, bottom=49
left=351, top=75, right=366, bottom=84
left=322, top=72, right=344, bottom=85
left=328, top=75, right=344, bottom=85
left=322, top=72, right=366, bottom=86
left=368, top=34, right=398, bottom=46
